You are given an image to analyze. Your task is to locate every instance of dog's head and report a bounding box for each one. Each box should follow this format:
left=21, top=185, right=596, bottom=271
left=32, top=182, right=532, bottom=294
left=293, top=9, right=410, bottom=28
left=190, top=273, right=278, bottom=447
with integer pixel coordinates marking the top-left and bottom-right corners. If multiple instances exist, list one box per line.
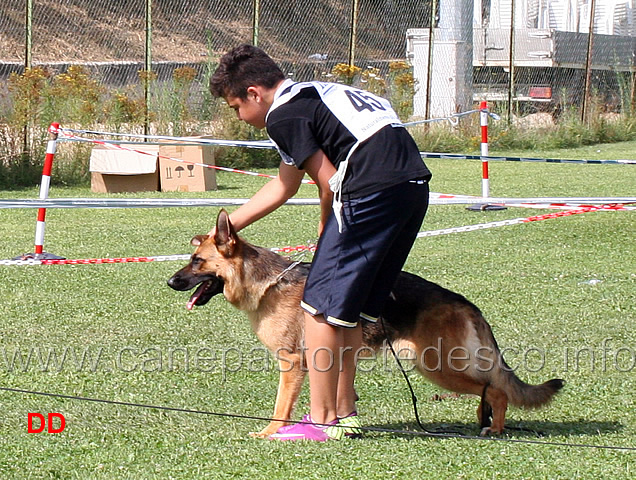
left=167, top=209, right=240, bottom=310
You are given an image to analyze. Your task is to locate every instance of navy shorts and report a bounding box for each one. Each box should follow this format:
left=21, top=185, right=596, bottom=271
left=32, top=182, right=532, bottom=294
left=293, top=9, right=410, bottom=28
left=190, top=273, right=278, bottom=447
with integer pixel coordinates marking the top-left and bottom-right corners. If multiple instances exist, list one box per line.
left=301, top=179, right=429, bottom=327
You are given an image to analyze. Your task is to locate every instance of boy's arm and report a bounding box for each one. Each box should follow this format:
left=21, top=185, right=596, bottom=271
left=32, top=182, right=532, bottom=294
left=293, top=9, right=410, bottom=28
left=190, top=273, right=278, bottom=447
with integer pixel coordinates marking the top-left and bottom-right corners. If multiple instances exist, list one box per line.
left=209, top=161, right=305, bottom=234
left=301, top=149, right=335, bottom=236
left=207, top=149, right=335, bottom=237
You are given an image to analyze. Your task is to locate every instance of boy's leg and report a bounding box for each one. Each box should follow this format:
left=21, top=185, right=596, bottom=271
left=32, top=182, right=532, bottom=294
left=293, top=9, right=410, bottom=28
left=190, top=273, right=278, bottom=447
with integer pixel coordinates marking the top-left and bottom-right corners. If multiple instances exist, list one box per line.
left=304, top=312, right=362, bottom=425
left=300, top=180, right=428, bottom=427
left=304, top=311, right=340, bottom=425
left=336, top=322, right=362, bottom=418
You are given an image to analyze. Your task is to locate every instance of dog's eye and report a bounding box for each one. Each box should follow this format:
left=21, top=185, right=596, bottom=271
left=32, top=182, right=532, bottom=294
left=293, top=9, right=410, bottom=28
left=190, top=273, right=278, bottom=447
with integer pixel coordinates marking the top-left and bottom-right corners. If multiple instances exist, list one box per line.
left=191, top=255, right=203, bottom=266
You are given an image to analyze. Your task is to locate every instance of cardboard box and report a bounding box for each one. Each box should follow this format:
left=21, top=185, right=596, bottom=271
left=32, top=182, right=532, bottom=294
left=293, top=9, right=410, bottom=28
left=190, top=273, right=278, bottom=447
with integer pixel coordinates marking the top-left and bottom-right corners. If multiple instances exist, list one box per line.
left=158, top=138, right=217, bottom=192
left=89, top=145, right=159, bottom=193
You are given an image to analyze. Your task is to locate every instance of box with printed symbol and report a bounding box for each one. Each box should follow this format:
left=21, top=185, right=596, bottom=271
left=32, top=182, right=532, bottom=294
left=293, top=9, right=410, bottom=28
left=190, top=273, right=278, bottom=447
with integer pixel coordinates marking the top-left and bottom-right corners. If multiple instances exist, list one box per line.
left=159, top=137, right=217, bottom=192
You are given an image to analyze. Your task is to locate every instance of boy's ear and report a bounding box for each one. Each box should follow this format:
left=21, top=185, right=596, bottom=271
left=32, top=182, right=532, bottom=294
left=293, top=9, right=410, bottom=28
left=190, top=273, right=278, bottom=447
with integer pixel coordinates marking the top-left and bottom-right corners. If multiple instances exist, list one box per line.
left=246, top=85, right=259, bottom=99
left=214, top=209, right=238, bottom=256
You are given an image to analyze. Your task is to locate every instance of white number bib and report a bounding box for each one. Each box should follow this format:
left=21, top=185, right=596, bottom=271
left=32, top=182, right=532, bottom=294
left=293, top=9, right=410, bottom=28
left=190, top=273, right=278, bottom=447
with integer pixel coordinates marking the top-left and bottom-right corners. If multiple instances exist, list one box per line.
left=267, top=80, right=403, bottom=231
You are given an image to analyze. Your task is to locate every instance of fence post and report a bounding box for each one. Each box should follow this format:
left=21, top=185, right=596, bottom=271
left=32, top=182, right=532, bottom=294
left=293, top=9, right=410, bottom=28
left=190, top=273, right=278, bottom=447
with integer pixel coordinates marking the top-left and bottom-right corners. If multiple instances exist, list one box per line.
left=424, top=0, right=437, bottom=122
left=347, top=0, right=359, bottom=67
left=480, top=101, right=490, bottom=198
left=506, top=0, right=516, bottom=123
left=144, top=0, right=152, bottom=137
left=14, top=123, right=66, bottom=260
left=23, top=0, right=34, bottom=156
left=24, top=0, right=33, bottom=69
left=582, top=0, right=597, bottom=123
left=252, top=0, right=261, bottom=46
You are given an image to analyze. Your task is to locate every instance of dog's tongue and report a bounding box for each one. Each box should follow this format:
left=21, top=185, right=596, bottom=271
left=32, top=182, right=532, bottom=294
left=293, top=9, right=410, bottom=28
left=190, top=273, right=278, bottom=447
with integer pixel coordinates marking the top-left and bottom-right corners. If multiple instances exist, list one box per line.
left=186, top=283, right=207, bottom=311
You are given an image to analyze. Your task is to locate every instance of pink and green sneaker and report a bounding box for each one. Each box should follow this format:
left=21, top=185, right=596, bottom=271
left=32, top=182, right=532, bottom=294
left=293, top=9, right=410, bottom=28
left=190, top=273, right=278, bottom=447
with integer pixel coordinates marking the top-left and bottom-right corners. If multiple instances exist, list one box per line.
left=269, top=415, right=344, bottom=441
left=338, top=411, right=363, bottom=439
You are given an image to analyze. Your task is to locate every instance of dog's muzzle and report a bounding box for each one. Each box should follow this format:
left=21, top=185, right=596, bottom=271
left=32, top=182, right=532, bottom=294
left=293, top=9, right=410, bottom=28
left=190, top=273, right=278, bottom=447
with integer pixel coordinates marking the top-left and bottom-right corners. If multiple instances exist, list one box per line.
left=168, top=270, right=225, bottom=310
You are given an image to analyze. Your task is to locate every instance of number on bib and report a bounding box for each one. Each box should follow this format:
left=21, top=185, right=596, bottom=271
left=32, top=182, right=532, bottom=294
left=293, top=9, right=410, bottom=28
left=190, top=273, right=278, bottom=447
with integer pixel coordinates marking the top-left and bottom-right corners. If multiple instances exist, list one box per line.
left=345, top=90, right=386, bottom=113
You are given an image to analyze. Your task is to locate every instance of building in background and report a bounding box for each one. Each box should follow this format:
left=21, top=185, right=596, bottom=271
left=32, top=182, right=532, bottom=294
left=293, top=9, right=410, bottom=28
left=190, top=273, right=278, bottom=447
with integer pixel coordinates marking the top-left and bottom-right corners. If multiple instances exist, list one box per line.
left=408, top=0, right=636, bottom=117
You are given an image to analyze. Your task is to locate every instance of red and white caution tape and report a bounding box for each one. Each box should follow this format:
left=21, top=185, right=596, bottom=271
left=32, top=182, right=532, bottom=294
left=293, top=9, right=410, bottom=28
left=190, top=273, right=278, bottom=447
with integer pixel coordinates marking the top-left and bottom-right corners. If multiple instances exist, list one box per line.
left=417, top=217, right=527, bottom=238
left=2, top=204, right=627, bottom=266
left=499, top=202, right=636, bottom=211
left=0, top=254, right=191, bottom=266
left=59, top=128, right=277, bottom=149
left=272, top=244, right=317, bottom=254
left=417, top=203, right=628, bottom=238
left=0, top=247, right=316, bottom=266
left=59, top=129, right=315, bottom=185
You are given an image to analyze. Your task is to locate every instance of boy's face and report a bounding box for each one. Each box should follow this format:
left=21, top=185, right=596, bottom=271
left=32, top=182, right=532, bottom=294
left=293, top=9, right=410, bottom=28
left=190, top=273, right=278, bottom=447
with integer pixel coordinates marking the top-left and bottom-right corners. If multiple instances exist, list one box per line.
left=226, top=87, right=269, bottom=129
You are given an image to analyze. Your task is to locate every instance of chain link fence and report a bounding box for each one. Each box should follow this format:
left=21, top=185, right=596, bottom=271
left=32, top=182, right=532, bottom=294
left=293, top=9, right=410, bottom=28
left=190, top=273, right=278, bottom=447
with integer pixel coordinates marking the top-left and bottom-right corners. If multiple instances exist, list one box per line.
left=2, top=1, right=636, bottom=155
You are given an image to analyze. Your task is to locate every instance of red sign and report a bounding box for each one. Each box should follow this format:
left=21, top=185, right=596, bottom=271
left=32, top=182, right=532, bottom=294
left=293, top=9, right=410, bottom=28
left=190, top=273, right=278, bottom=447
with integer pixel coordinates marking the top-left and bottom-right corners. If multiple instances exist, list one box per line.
left=27, top=413, right=66, bottom=433
left=529, top=86, right=552, bottom=99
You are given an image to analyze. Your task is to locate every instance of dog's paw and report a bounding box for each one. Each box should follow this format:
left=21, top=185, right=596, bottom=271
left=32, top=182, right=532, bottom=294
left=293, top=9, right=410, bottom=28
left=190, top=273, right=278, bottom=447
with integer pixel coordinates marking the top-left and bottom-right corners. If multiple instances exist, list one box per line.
left=248, top=431, right=271, bottom=439
left=479, top=426, right=504, bottom=437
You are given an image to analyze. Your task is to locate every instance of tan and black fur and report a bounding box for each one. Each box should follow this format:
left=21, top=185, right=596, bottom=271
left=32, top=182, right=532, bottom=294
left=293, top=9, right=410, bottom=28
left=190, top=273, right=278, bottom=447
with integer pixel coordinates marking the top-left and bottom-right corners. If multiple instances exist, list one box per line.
left=168, top=210, right=564, bottom=438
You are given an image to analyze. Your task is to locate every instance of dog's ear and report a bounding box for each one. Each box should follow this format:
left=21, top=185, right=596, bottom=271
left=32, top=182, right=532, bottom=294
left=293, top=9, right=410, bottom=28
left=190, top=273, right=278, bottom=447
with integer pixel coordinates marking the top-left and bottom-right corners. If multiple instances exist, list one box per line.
left=214, top=209, right=238, bottom=256
left=191, top=235, right=209, bottom=247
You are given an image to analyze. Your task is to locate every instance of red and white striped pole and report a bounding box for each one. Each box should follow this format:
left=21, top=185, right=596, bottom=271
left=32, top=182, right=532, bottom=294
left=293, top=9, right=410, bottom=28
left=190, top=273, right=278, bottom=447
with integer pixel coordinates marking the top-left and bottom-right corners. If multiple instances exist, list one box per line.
left=480, top=101, right=490, bottom=199
left=468, top=102, right=505, bottom=211
left=33, top=123, right=61, bottom=258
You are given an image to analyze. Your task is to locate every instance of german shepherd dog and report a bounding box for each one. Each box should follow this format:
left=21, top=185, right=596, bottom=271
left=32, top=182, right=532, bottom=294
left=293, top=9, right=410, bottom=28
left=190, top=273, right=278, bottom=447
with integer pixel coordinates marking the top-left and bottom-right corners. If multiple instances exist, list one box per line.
left=168, top=210, right=564, bottom=438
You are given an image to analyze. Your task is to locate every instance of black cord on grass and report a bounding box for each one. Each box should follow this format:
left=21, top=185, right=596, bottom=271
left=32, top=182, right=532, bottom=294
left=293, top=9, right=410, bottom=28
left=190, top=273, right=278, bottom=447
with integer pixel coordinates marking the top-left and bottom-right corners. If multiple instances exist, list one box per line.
left=379, top=318, right=554, bottom=438
left=1, top=385, right=634, bottom=452
left=378, top=316, right=440, bottom=434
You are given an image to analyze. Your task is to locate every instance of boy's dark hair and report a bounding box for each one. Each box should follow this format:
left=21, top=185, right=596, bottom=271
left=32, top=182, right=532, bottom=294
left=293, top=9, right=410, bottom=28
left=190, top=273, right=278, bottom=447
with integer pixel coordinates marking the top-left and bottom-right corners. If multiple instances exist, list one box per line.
left=210, top=44, right=285, bottom=100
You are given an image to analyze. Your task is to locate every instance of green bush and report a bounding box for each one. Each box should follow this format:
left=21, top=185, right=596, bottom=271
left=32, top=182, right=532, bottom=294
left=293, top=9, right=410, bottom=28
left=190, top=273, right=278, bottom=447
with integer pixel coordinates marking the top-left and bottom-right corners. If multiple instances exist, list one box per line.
left=3, top=64, right=636, bottom=187
left=212, top=100, right=279, bottom=169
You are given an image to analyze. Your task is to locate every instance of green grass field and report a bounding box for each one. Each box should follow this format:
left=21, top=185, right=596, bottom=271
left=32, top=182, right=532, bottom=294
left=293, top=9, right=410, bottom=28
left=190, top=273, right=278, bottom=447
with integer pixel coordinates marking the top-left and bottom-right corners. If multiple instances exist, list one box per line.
left=0, top=144, right=634, bottom=478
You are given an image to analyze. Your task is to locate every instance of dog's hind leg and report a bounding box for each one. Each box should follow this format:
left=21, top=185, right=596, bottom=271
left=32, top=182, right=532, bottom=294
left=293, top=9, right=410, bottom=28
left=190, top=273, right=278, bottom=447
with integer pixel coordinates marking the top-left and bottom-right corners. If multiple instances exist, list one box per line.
left=251, top=353, right=306, bottom=438
left=477, top=384, right=493, bottom=431
left=479, top=385, right=508, bottom=436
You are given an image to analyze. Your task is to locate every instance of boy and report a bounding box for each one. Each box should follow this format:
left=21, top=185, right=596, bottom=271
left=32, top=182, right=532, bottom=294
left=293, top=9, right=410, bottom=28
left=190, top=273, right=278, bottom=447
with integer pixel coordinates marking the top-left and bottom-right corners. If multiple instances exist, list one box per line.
left=209, top=44, right=431, bottom=441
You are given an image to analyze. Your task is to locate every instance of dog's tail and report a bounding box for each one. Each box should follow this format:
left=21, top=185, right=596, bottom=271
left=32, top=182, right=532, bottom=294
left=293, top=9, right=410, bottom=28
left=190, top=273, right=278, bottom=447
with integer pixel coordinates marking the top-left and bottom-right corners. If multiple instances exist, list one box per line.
left=478, top=317, right=565, bottom=408
left=494, top=370, right=565, bottom=409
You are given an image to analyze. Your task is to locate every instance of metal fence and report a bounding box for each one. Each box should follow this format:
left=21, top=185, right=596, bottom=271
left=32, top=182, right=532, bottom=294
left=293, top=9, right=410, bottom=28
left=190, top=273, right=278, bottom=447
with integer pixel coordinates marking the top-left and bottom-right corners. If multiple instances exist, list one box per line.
left=2, top=0, right=636, bottom=133
left=2, top=1, right=430, bottom=65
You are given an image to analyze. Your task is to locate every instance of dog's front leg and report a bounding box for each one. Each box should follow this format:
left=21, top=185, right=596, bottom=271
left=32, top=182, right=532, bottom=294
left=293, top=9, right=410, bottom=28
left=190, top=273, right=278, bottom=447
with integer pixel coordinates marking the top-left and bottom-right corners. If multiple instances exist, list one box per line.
left=251, top=352, right=305, bottom=438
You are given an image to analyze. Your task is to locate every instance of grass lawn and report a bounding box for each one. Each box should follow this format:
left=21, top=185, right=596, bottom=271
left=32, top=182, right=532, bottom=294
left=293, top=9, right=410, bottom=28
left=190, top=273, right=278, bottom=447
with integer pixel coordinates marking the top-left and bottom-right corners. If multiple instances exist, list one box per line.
left=0, top=143, right=634, bottom=478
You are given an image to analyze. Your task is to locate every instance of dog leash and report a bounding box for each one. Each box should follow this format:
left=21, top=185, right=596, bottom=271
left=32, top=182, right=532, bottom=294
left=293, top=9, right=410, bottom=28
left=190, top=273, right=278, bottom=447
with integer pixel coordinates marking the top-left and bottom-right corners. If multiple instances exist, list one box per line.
left=379, top=317, right=464, bottom=436
left=274, top=260, right=303, bottom=283
left=273, top=240, right=316, bottom=283
left=379, top=320, right=545, bottom=437
left=274, top=245, right=515, bottom=437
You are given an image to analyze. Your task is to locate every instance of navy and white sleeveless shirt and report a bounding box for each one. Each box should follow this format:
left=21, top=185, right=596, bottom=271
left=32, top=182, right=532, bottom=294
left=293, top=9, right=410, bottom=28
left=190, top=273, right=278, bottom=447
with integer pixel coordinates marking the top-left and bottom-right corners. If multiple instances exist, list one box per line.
left=265, top=80, right=431, bottom=228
